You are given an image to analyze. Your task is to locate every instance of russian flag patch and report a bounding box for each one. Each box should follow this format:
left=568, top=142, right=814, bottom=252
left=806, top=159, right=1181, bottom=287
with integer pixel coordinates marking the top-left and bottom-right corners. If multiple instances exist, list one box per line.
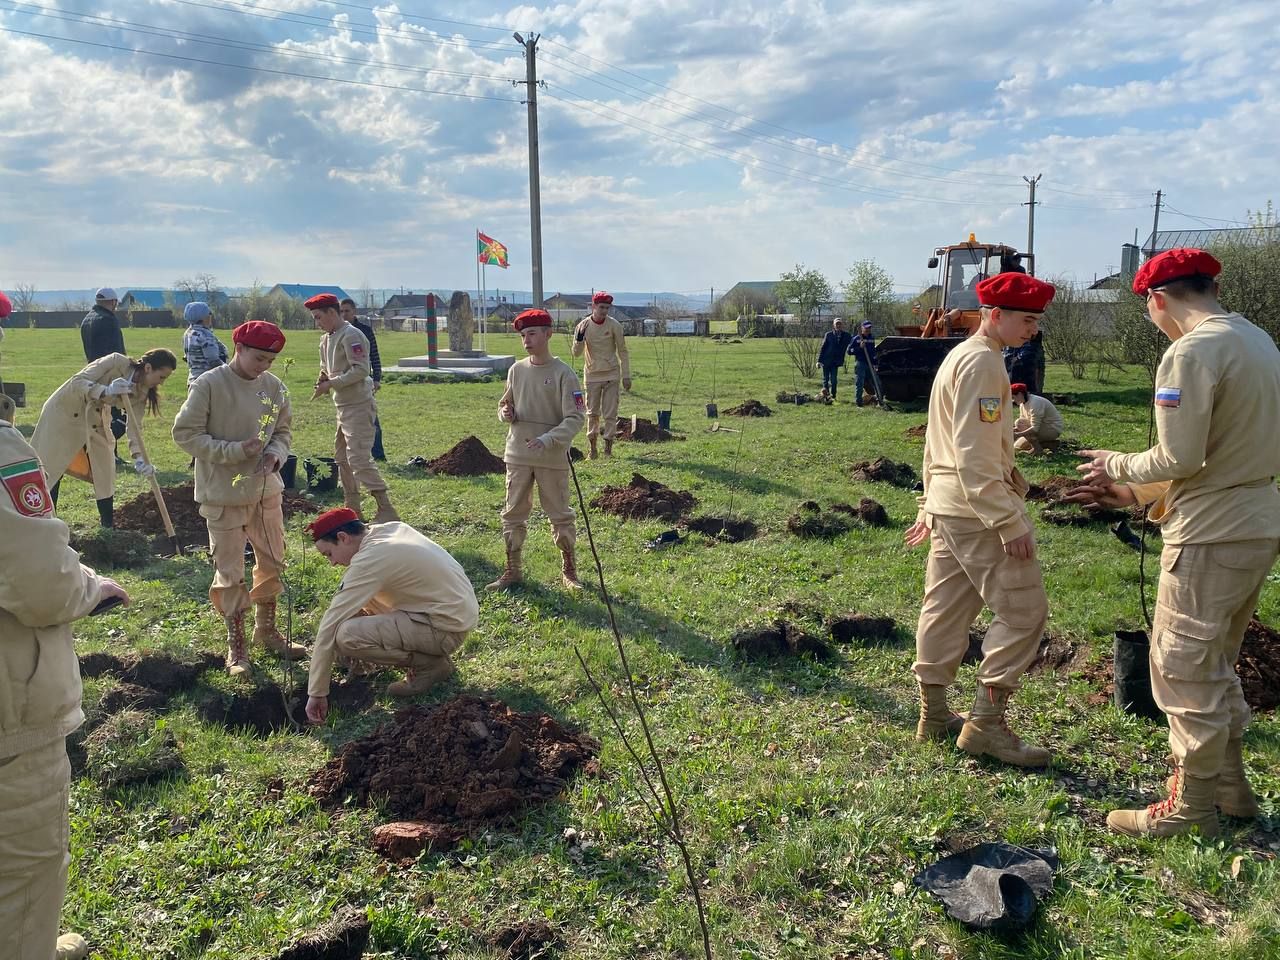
left=1155, top=387, right=1181, bottom=408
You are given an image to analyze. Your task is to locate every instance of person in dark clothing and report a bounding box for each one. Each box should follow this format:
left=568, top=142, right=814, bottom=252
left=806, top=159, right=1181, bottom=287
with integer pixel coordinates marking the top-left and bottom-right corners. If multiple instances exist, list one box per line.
left=80, top=288, right=128, bottom=459
left=340, top=298, right=385, bottom=461
left=1004, top=331, right=1044, bottom=394
left=850, top=320, right=878, bottom=406
left=816, top=317, right=852, bottom=399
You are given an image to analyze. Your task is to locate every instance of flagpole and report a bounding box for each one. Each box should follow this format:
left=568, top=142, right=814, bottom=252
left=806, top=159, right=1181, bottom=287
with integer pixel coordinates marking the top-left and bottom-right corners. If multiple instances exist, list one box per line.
left=481, top=262, right=488, bottom=355
left=475, top=229, right=482, bottom=355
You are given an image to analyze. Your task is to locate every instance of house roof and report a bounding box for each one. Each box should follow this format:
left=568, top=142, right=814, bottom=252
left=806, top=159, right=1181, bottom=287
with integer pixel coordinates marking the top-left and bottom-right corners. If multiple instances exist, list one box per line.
left=122, top=289, right=229, bottom=309
left=269, top=283, right=353, bottom=302
left=1143, top=226, right=1276, bottom=253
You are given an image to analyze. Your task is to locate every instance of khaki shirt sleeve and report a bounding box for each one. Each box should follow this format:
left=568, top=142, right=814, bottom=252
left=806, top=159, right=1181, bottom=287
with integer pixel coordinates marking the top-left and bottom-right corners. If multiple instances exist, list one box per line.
left=1023, top=398, right=1044, bottom=431
left=171, top=378, right=249, bottom=464
left=952, top=354, right=1028, bottom=541
left=1109, top=348, right=1214, bottom=485
left=308, top=554, right=382, bottom=698
left=328, top=328, right=371, bottom=389
left=265, top=387, right=292, bottom=465
left=1128, top=480, right=1171, bottom=506
left=614, top=319, right=630, bottom=379
left=537, top=369, right=586, bottom=452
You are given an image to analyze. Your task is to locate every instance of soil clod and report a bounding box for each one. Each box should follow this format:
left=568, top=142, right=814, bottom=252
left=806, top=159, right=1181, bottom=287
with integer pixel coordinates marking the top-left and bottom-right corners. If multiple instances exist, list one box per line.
left=423, top=435, right=505, bottom=476
left=1024, top=475, right=1081, bottom=502
left=831, top=497, right=890, bottom=527
left=724, top=399, right=772, bottom=417
left=730, top=620, right=832, bottom=660
left=591, top=473, right=696, bottom=520
left=905, top=424, right=927, bottom=439
left=308, top=696, right=599, bottom=850
left=683, top=514, right=758, bottom=542
left=828, top=614, right=898, bottom=646
left=114, top=483, right=319, bottom=549
left=615, top=416, right=682, bottom=442
left=487, top=919, right=560, bottom=960
left=786, top=501, right=854, bottom=539
left=1240, top=620, right=1280, bottom=712
left=849, top=457, right=917, bottom=488
left=277, top=906, right=371, bottom=960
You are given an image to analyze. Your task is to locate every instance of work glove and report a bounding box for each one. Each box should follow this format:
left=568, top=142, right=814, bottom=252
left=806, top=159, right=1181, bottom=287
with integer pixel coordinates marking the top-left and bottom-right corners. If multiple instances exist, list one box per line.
left=575, top=323, right=586, bottom=342
left=104, top=377, right=134, bottom=397
left=133, top=457, right=155, bottom=478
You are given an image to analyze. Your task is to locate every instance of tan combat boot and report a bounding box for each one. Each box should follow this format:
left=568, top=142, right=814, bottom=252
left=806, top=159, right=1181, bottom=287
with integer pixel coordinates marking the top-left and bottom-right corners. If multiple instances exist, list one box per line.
left=560, top=544, right=584, bottom=590
left=588, top=436, right=598, bottom=459
left=915, top=683, right=967, bottom=742
left=371, top=489, right=400, bottom=524
left=253, top=599, right=308, bottom=660
left=956, top=682, right=1050, bottom=767
left=604, top=438, right=614, bottom=457
left=387, top=656, right=456, bottom=697
left=1165, top=739, right=1261, bottom=818
left=1108, top=766, right=1220, bottom=838
left=224, top=611, right=251, bottom=678
left=486, top=547, right=523, bottom=591
left=57, top=933, right=89, bottom=960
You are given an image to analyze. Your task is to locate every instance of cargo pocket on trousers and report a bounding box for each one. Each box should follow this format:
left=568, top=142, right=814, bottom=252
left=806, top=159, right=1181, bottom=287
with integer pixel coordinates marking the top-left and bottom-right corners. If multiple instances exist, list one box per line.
left=1152, top=609, right=1226, bottom=683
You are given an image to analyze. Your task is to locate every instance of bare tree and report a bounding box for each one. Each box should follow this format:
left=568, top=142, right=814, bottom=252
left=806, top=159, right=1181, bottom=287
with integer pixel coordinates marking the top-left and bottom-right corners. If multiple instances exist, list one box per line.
left=1040, top=276, right=1097, bottom=379
left=780, top=318, right=822, bottom=386
left=8, top=283, right=39, bottom=314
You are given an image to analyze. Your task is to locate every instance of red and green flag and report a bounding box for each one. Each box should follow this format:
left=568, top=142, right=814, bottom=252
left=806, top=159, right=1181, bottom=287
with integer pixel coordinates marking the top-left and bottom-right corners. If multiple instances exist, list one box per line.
left=477, top=231, right=509, bottom=269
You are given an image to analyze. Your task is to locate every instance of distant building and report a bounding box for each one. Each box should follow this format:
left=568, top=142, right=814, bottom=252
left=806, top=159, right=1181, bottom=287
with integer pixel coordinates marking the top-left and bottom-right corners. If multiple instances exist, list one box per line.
left=267, top=283, right=353, bottom=303
left=1143, top=226, right=1277, bottom=256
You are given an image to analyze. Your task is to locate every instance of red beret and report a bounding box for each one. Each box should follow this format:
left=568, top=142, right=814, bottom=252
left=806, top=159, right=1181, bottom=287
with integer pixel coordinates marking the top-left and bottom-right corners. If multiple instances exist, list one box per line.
left=1132, top=248, right=1221, bottom=296
left=232, top=320, right=286, bottom=353
left=591, top=291, right=613, bottom=305
left=307, top=507, right=360, bottom=540
left=304, top=293, right=340, bottom=311
left=0, top=290, right=11, bottom=319
left=976, top=273, right=1055, bottom=313
left=513, top=308, right=553, bottom=331
left=1010, top=382, right=1028, bottom=395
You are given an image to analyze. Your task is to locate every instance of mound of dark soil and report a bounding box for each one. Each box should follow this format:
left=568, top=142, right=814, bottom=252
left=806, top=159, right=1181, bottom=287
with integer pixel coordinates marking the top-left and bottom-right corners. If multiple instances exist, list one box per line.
left=278, top=906, right=371, bottom=960
left=99, top=681, right=170, bottom=714
left=828, top=614, right=898, bottom=646
left=1240, top=620, right=1280, bottom=712
left=424, top=435, right=505, bottom=476
left=615, top=416, right=682, bottom=442
left=775, top=390, right=831, bottom=406
left=831, top=497, right=890, bottom=527
left=1044, top=393, right=1081, bottom=407
left=724, top=399, right=772, bottom=417
left=307, top=697, right=598, bottom=842
left=70, top=528, right=152, bottom=568
left=114, top=483, right=319, bottom=549
left=1028, top=633, right=1091, bottom=674
left=1040, top=504, right=1130, bottom=527
left=786, top=501, right=853, bottom=539
left=683, top=514, right=758, bottom=542
left=80, top=650, right=224, bottom=693
left=1025, top=475, right=1083, bottom=502
left=850, top=457, right=917, bottom=488
left=591, top=473, right=696, bottom=520
left=487, top=920, right=559, bottom=960
left=730, top=620, right=831, bottom=660
left=905, top=424, right=927, bottom=439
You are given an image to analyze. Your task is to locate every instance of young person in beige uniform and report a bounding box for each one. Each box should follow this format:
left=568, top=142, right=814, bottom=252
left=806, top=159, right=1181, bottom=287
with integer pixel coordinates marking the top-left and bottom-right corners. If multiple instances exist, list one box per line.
left=31, top=348, right=177, bottom=527
left=488, top=308, right=587, bottom=591
left=303, top=507, right=479, bottom=719
left=172, top=320, right=306, bottom=677
left=2, top=335, right=130, bottom=960
left=905, top=272, right=1056, bottom=767
left=1070, top=249, right=1280, bottom=838
left=1011, top=382, right=1064, bottom=454
left=306, top=293, right=398, bottom=524
left=571, top=291, right=631, bottom=458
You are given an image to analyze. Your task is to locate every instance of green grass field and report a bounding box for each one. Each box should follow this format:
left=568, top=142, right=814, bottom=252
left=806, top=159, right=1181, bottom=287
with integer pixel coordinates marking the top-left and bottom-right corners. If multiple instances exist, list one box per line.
left=4, top=327, right=1279, bottom=959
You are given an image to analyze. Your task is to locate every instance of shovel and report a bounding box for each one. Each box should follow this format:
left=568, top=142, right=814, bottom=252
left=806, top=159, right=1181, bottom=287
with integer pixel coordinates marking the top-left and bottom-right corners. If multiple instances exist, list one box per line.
left=709, top=423, right=740, bottom=433
left=124, top=396, right=182, bottom=556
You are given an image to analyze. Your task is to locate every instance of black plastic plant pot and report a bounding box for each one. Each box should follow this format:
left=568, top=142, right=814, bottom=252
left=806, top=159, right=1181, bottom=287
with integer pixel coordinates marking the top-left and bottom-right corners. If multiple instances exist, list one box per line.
left=280, top=454, right=298, bottom=489
left=304, top=456, right=338, bottom=493
left=1113, top=629, right=1163, bottom=721
left=657, top=410, right=672, bottom=430
left=706, top=403, right=718, bottom=419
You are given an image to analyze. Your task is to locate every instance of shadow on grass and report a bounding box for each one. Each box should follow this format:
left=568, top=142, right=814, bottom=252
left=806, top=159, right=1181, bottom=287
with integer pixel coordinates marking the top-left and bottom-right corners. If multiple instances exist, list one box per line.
left=629, top=456, right=806, bottom=500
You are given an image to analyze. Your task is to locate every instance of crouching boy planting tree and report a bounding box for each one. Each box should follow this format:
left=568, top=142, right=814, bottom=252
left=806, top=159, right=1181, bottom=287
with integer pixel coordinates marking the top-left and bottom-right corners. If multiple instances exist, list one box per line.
left=172, top=320, right=305, bottom=677
left=488, top=308, right=587, bottom=591
left=304, top=507, right=479, bottom=722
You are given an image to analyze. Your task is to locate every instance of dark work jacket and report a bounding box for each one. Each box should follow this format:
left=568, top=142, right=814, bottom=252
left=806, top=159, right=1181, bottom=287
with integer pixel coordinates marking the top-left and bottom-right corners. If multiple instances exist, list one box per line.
left=80, top=305, right=125, bottom=362
left=818, top=329, right=853, bottom=367
left=351, top=319, right=383, bottom=381
left=850, top=334, right=877, bottom=367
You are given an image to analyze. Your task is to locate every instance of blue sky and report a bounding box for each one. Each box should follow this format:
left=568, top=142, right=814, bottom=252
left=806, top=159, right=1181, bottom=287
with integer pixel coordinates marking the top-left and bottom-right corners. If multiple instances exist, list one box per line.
left=1, top=0, right=1276, bottom=298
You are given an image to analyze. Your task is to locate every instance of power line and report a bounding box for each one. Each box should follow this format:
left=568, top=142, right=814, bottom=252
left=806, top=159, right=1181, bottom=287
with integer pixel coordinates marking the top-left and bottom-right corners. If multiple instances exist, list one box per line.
left=1160, top=205, right=1254, bottom=228
left=0, top=25, right=521, bottom=101
left=280, top=0, right=508, bottom=35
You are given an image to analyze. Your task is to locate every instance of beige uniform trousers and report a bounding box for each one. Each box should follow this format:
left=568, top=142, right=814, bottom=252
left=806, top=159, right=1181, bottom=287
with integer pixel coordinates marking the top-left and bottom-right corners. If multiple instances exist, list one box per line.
left=1014, top=421, right=1060, bottom=452
left=202, top=495, right=286, bottom=617
left=501, top=465, right=575, bottom=553
left=585, top=380, right=620, bottom=442
left=337, top=610, right=467, bottom=667
left=0, top=740, right=71, bottom=960
left=1152, top=538, right=1279, bottom=778
left=334, top=400, right=385, bottom=494
left=912, top=514, right=1048, bottom=689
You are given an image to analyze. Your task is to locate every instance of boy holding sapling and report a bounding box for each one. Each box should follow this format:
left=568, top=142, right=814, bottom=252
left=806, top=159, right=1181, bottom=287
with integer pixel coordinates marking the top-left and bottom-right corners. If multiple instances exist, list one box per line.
left=488, top=308, right=586, bottom=591
left=173, top=320, right=305, bottom=677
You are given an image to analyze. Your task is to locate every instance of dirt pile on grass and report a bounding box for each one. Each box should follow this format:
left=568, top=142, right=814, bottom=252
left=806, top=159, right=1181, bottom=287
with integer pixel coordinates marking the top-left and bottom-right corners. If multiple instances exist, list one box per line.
left=787, top=501, right=853, bottom=538
left=114, top=482, right=319, bottom=548
left=1240, top=620, right=1280, bottom=712
left=730, top=620, right=831, bottom=660
left=277, top=906, right=371, bottom=960
left=307, top=696, right=598, bottom=847
left=424, top=435, right=505, bottom=476
left=905, top=424, right=927, bottom=439
left=828, top=614, right=898, bottom=646
left=69, top=528, right=152, bottom=568
left=724, top=399, right=772, bottom=417
left=591, top=473, right=696, bottom=520
left=850, top=457, right=917, bottom=488
left=487, top=920, right=559, bottom=960
left=1025, top=475, right=1081, bottom=502
left=615, top=416, right=682, bottom=442
left=832, top=497, right=890, bottom=527
left=775, top=390, right=831, bottom=406
left=683, top=514, right=758, bottom=542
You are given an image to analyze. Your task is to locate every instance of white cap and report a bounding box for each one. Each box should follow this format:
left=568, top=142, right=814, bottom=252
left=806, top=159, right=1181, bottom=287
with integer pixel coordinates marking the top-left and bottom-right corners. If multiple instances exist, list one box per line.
left=95, top=287, right=118, bottom=301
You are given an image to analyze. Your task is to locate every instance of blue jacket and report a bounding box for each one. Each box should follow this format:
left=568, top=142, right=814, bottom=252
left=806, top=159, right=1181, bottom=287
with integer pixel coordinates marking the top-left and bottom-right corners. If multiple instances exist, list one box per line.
left=850, top=333, right=877, bottom=367
left=818, top=329, right=853, bottom=367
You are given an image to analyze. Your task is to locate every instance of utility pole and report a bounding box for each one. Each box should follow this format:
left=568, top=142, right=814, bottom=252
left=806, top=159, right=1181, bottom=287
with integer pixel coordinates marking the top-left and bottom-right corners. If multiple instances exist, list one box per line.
left=1145, top=189, right=1163, bottom=261
left=513, top=32, right=544, bottom=307
left=1022, top=173, right=1041, bottom=274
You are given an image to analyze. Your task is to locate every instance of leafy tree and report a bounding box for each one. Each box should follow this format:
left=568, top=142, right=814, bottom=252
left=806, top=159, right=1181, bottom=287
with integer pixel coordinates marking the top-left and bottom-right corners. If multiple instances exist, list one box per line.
left=841, top=259, right=895, bottom=333
left=775, top=264, right=831, bottom=324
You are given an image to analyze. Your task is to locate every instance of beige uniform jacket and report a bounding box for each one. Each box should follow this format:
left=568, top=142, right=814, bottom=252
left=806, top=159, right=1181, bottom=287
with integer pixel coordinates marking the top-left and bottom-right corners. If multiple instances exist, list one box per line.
left=308, top=522, right=479, bottom=697
left=172, top=364, right=293, bottom=507
left=0, top=423, right=103, bottom=759
left=571, top=315, right=631, bottom=383
left=919, top=335, right=1031, bottom=543
left=1108, top=313, right=1280, bottom=545
left=319, top=322, right=374, bottom=407
left=500, top=357, right=585, bottom=470
left=1019, top=394, right=1064, bottom=435
left=30, top=353, right=144, bottom=487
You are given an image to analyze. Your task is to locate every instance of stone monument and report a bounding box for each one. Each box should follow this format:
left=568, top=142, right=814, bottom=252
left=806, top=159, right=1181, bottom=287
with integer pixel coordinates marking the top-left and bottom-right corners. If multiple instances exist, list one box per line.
left=447, top=291, right=474, bottom=353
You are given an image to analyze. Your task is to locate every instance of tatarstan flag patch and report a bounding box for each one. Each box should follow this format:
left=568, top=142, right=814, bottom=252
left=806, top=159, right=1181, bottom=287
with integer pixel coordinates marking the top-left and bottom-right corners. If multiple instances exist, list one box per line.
left=1, top=458, right=53, bottom=517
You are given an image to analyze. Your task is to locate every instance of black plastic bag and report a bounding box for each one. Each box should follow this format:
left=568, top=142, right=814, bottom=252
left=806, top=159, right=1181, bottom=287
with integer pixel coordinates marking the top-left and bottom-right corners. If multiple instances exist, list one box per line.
left=914, top=842, right=1058, bottom=930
